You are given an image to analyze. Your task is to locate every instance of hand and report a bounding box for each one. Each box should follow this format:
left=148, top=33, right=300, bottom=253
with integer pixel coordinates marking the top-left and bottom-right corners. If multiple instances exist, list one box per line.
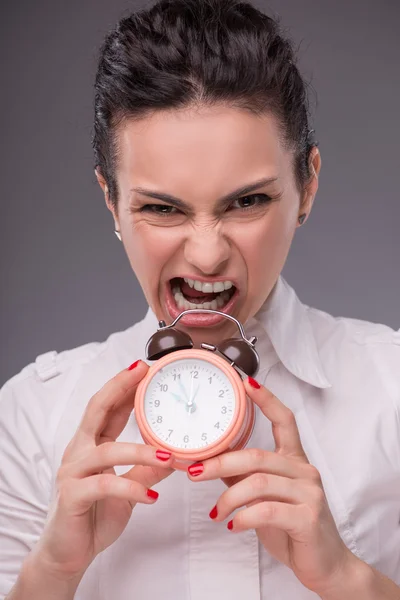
left=187, top=377, right=355, bottom=597
left=31, top=360, right=175, bottom=581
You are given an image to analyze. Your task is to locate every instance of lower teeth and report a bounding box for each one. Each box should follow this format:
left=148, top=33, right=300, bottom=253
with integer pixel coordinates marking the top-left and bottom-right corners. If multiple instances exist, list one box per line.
left=172, top=286, right=232, bottom=311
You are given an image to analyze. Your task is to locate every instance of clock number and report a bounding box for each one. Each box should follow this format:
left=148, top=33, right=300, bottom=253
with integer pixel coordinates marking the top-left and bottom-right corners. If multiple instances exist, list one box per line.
left=190, top=371, right=199, bottom=379
left=214, top=422, right=220, bottom=429
left=208, top=377, right=213, bottom=384
left=221, top=406, right=227, bottom=414
left=201, top=433, right=207, bottom=441
left=173, top=373, right=181, bottom=381
left=218, top=390, right=225, bottom=398
left=167, top=429, right=173, bottom=439
left=157, top=416, right=163, bottom=423
left=154, top=399, right=160, bottom=407
left=159, top=384, right=168, bottom=392
left=184, top=434, right=189, bottom=443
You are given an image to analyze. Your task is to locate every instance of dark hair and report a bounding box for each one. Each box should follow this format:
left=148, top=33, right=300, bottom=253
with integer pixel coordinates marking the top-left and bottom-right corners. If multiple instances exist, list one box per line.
left=92, top=0, right=316, bottom=209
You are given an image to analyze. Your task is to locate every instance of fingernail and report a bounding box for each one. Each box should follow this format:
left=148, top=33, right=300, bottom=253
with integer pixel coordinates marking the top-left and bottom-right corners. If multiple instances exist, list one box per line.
left=188, top=463, right=204, bottom=477
left=227, top=520, right=234, bottom=531
left=209, top=505, right=218, bottom=519
left=128, top=360, right=140, bottom=371
left=156, top=450, right=172, bottom=462
left=248, top=377, right=261, bottom=389
left=147, top=489, right=159, bottom=500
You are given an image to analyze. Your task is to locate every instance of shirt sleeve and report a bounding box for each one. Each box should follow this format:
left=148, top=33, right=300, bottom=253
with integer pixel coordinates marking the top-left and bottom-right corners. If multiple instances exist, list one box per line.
left=0, top=377, right=52, bottom=598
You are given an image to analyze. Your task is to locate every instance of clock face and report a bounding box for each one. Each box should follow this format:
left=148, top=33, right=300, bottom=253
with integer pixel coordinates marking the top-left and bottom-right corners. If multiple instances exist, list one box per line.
left=143, top=357, right=236, bottom=450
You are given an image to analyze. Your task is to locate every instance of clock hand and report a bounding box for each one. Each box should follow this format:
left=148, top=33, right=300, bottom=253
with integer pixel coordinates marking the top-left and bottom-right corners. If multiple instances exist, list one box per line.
left=172, top=378, right=197, bottom=412
left=187, top=375, right=198, bottom=414
left=170, top=392, right=185, bottom=404
left=171, top=391, right=196, bottom=415
left=187, top=375, right=194, bottom=413
left=189, top=372, right=194, bottom=403
left=192, top=384, right=201, bottom=403
left=177, top=377, right=189, bottom=403
left=187, top=384, right=201, bottom=414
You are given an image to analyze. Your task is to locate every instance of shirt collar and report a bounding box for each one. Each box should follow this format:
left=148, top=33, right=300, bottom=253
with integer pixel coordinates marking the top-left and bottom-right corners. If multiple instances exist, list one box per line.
left=250, top=276, right=332, bottom=389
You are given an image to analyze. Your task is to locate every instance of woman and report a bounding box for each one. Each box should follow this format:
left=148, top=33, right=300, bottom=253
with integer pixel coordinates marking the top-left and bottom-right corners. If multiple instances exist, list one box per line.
left=1, top=1, right=399, bottom=598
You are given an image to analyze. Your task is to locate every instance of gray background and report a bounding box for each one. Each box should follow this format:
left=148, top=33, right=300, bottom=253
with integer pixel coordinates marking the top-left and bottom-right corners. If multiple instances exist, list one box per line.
left=1, top=0, right=399, bottom=386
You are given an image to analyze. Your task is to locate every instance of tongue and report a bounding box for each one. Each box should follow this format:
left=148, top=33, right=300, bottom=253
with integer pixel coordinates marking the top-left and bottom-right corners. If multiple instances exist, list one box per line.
left=180, top=280, right=217, bottom=302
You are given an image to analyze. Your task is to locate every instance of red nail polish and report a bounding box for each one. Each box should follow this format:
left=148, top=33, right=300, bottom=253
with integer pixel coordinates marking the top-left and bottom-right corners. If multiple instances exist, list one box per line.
left=209, top=505, right=218, bottom=519
left=248, top=377, right=261, bottom=389
left=156, top=450, right=172, bottom=462
left=147, top=489, right=159, bottom=500
left=128, top=360, right=140, bottom=371
left=188, top=463, right=204, bottom=477
left=227, top=520, right=234, bottom=531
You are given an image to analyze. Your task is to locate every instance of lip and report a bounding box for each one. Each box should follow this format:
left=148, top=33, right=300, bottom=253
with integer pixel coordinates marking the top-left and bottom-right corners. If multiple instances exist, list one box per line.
left=164, top=277, right=241, bottom=327
left=175, top=274, right=239, bottom=285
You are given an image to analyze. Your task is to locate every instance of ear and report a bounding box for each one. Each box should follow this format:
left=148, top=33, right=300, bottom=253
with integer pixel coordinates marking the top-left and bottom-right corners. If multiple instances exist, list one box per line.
left=297, top=147, right=321, bottom=227
left=95, top=168, right=120, bottom=230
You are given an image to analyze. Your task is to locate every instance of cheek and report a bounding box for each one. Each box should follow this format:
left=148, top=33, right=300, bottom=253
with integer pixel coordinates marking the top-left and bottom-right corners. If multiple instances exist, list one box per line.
left=124, top=225, right=181, bottom=281
left=233, top=209, right=295, bottom=281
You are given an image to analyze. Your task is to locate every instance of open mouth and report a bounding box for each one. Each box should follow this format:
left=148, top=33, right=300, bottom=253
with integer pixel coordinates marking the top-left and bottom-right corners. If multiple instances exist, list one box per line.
left=170, top=277, right=236, bottom=311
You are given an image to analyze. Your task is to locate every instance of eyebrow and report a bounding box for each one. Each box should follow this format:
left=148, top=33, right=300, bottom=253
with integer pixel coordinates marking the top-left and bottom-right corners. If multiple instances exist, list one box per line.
left=129, top=176, right=279, bottom=210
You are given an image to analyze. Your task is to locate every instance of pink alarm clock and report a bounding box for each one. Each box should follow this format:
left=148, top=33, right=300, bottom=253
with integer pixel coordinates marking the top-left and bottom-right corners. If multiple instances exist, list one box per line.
left=135, top=309, right=260, bottom=470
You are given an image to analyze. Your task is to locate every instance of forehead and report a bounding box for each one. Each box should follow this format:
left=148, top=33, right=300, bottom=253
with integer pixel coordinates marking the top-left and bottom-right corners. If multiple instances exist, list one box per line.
left=116, top=106, right=291, bottom=196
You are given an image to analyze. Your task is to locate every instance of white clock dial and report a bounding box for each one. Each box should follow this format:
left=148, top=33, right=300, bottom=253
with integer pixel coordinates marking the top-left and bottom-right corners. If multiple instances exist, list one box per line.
left=143, top=357, right=236, bottom=450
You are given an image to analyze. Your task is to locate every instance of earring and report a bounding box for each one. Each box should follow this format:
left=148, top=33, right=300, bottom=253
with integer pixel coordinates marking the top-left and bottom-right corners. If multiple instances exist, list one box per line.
left=114, top=230, right=122, bottom=241
left=298, top=214, right=307, bottom=225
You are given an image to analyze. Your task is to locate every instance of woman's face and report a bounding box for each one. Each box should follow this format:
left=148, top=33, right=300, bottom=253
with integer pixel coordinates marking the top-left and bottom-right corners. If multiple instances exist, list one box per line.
left=97, top=106, right=319, bottom=347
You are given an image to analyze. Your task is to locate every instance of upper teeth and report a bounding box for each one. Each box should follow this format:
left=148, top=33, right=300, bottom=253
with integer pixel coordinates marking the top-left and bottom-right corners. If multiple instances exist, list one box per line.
left=183, top=278, right=233, bottom=293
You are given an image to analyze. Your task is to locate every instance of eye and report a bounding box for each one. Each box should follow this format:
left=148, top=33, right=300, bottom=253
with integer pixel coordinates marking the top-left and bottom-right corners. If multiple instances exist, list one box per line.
left=230, top=193, right=272, bottom=211
left=140, top=204, right=180, bottom=216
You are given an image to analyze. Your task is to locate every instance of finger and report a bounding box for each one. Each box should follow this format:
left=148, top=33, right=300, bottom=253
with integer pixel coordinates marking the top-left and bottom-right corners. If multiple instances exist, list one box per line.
left=221, top=474, right=245, bottom=489
left=211, top=473, right=310, bottom=521
left=59, top=474, right=159, bottom=515
left=227, top=501, right=306, bottom=537
left=122, top=463, right=175, bottom=490
left=62, top=443, right=174, bottom=478
left=245, top=378, right=308, bottom=461
left=221, top=461, right=321, bottom=489
left=77, top=360, right=149, bottom=441
left=187, top=448, right=308, bottom=481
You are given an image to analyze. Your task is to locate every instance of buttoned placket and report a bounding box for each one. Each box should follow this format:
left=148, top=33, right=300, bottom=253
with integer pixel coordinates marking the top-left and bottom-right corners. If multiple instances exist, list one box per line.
left=186, top=321, right=278, bottom=600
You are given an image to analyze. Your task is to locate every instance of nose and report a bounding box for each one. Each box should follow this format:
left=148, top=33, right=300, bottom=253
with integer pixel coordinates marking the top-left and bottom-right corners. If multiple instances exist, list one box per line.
left=184, top=227, right=231, bottom=275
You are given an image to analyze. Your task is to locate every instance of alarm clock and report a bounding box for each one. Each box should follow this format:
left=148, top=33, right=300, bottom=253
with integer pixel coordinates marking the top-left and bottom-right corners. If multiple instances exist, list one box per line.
left=135, top=309, right=260, bottom=470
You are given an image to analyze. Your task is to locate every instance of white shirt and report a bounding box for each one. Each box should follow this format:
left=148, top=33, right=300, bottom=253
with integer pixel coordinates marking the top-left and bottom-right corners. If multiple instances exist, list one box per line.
left=1, top=275, right=399, bottom=599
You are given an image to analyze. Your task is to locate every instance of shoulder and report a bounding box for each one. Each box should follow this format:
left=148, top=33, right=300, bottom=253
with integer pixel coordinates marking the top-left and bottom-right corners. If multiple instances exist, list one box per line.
left=0, top=315, right=148, bottom=429
left=305, top=304, right=400, bottom=410
left=0, top=314, right=153, bottom=486
left=306, top=303, right=400, bottom=355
